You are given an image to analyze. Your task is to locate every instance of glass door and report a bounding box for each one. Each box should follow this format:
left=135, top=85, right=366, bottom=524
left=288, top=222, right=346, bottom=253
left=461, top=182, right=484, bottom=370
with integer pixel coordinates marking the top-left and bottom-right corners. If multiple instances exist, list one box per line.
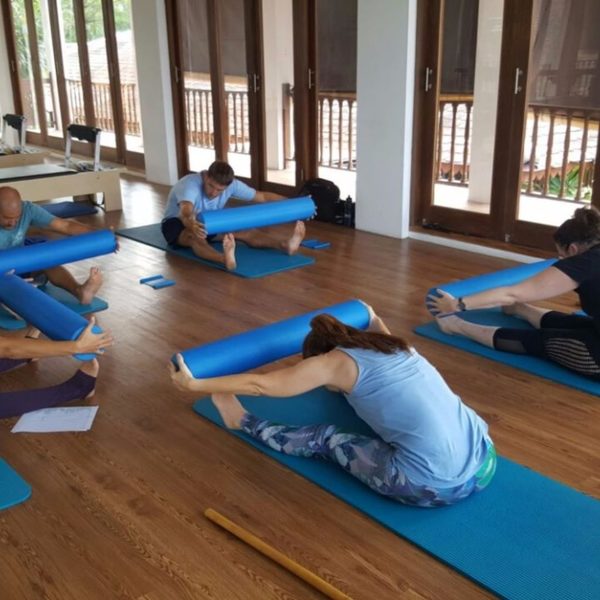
left=414, top=0, right=504, bottom=238
left=503, top=0, right=600, bottom=248
left=260, top=0, right=296, bottom=188
left=315, top=0, right=357, bottom=202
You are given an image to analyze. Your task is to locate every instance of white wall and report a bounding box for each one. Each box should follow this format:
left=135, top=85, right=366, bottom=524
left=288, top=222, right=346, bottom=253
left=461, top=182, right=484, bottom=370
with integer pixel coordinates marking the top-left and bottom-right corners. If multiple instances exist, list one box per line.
left=0, top=4, right=15, bottom=117
left=130, top=0, right=178, bottom=185
left=355, top=0, right=416, bottom=238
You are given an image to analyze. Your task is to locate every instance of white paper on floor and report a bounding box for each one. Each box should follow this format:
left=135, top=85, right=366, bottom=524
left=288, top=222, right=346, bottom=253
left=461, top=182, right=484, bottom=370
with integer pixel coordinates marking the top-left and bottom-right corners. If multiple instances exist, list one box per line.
left=11, top=406, right=99, bottom=433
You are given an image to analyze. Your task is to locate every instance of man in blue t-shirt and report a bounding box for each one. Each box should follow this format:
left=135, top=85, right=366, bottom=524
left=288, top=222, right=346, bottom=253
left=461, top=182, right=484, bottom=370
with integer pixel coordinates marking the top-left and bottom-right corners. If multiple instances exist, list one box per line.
left=0, top=186, right=105, bottom=304
left=161, top=161, right=306, bottom=270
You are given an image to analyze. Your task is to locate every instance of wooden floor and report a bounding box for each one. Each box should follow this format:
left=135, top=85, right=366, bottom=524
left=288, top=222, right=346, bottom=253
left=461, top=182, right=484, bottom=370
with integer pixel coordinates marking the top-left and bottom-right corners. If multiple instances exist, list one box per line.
left=2, top=174, right=599, bottom=599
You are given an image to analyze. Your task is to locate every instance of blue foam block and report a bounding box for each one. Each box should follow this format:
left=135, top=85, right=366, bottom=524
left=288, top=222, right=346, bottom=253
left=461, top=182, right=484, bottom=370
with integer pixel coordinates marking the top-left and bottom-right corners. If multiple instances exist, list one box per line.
left=149, top=278, right=175, bottom=289
left=0, top=458, right=31, bottom=511
left=139, top=274, right=164, bottom=284
left=42, top=201, right=98, bottom=218
left=193, top=388, right=600, bottom=600
left=199, top=196, right=316, bottom=235
left=0, top=283, right=108, bottom=332
left=414, top=312, right=600, bottom=396
left=176, top=299, right=369, bottom=378
left=301, top=239, right=331, bottom=250
left=426, top=259, right=557, bottom=312
left=0, top=230, right=117, bottom=276
left=116, top=223, right=315, bottom=279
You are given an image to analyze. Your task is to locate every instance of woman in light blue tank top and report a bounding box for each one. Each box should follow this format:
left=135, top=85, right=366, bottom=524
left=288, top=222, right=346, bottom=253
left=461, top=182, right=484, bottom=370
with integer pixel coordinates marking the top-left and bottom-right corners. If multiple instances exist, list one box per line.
left=171, top=308, right=496, bottom=507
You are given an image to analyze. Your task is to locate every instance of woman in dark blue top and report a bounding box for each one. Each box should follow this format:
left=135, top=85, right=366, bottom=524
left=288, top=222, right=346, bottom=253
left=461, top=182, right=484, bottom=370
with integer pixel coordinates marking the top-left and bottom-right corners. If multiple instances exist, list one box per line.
left=428, top=207, right=600, bottom=379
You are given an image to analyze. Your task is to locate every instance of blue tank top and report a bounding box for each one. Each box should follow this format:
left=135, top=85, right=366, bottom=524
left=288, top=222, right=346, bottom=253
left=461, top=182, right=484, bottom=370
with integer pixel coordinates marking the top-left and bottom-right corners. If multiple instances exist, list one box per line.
left=339, top=346, right=490, bottom=487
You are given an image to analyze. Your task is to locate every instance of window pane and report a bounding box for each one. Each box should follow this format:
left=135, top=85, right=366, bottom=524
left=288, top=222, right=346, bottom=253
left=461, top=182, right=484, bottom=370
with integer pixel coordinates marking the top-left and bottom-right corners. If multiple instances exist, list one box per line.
left=516, top=0, right=600, bottom=226
left=262, top=0, right=294, bottom=186
left=177, top=0, right=215, bottom=171
left=60, top=0, right=85, bottom=126
left=114, top=0, right=143, bottom=153
left=316, top=0, right=357, bottom=201
left=221, top=0, right=250, bottom=178
left=433, top=0, right=501, bottom=215
left=36, top=0, right=62, bottom=136
left=12, top=0, right=40, bottom=132
left=84, top=0, right=115, bottom=147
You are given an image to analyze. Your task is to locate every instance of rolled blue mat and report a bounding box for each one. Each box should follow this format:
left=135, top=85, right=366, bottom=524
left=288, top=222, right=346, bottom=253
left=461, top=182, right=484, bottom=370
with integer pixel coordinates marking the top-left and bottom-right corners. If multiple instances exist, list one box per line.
left=426, top=258, right=557, bottom=314
left=176, top=299, right=370, bottom=378
left=0, top=230, right=117, bottom=275
left=198, top=196, right=316, bottom=235
left=0, top=273, right=101, bottom=361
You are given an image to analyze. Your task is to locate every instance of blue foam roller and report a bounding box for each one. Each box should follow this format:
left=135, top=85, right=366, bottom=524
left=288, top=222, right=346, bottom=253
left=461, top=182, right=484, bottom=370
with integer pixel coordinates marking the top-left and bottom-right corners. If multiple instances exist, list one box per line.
left=176, top=299, right=370, bottom=378
left=0, top=273, right=101, bottom=361
left=198, top=196, right=316, bottom=235
left=426, top=258, right=557, bottom=314
left=0, top=230, right=117, bottom=276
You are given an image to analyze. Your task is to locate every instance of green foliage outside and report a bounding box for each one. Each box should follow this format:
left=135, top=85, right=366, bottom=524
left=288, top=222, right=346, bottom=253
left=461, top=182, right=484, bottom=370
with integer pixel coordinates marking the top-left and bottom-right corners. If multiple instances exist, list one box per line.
left=522, top=164, right=593, bottom=202
left=12, top=0, right=132, bottom=78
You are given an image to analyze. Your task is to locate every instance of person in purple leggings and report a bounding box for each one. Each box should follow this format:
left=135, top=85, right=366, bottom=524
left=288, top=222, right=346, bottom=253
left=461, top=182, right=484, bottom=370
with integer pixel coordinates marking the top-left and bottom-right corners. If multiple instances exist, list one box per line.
left=0, top=317, right=113, bottom=418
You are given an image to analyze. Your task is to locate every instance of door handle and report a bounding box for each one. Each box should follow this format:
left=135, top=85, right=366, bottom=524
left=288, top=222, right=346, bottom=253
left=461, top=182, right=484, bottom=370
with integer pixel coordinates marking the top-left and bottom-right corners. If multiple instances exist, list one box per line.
left=514, top=68, right=524, bottom=95
left=425, top=67, right=433, bottom=92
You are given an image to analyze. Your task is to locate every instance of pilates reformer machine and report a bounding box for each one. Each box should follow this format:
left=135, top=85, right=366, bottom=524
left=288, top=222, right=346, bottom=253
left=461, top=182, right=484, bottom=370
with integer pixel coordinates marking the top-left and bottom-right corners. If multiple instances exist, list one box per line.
left=0, top=114, right=49, bottom=167
left=0, top=124, right=122, bottom=211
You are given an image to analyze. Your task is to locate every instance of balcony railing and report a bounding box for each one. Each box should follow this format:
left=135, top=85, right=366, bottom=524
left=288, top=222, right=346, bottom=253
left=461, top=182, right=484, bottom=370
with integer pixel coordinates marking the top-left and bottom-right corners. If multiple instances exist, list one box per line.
left=437, top=94, right=599, bottom=202
left=63, top=78, right=357, bottom=172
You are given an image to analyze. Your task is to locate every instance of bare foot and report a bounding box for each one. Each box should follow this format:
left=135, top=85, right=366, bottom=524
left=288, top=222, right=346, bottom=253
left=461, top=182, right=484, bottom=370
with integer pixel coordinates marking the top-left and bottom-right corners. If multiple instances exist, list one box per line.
left=283, top=221, right=306, bottom=255
left=79, top=358, right=99, bottom=399
left=222, top=234, right=237, bottom=271
left=77, top=267, right=103, bottom=305
left=211, top=393, right=247, bottom=429
left=435, top=314, right=464, bottom=336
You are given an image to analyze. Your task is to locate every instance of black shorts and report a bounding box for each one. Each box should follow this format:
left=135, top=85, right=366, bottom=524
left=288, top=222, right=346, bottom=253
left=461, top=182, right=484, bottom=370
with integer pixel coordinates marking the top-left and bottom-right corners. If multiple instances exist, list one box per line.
left=161, top=217, right=185, bottom=246
left=161, top=217, right=216, bottom=246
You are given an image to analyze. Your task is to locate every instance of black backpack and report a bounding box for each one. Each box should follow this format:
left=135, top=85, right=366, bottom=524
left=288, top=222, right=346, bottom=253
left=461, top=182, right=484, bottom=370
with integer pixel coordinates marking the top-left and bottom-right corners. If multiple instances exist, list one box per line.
left=298, top=178, right=340, bottom=223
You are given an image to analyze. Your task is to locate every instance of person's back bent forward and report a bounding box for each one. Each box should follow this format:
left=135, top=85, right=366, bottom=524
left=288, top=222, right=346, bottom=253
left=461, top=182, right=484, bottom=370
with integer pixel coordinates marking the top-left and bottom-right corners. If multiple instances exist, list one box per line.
left=161, top=161, right=305, bottom=271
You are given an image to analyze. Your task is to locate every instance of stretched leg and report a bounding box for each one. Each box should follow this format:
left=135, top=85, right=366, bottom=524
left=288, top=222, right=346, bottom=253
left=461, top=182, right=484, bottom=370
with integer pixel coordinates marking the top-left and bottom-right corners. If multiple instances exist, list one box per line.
left=211, top=393, right=433, bottom=504
left=235, top=221, right=306, bottom=255
left=0, top=359, right=99, bottom=419
left=436, top=314, right=498, bottom=348
left=177, top=229, right=237, bottom=271
left=44, top=266, right=103, bottom=305
left=492, top=325, right=600, bottom=378
left=0, top=358, right=29, bottom=373
left=502, top=303, right=552, bottom=328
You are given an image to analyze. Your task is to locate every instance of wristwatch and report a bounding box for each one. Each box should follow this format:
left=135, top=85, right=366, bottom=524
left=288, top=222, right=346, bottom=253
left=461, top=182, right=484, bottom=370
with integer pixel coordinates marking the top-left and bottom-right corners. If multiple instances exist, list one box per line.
left=457, top=297, right=467, bottom=311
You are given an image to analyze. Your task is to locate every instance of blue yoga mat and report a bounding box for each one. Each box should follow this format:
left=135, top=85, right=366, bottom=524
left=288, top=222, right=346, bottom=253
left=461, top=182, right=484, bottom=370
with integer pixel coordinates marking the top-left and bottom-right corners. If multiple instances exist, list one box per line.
left=0, top=459, right=31, bottom=511
left=0, top=284, right=108, bottom=331
left=415, top=310, right=600, bottom=396
left=193, top=389, right=600, bottom=600
left=116, top=223, right=315, bottom=279
left=41, top=201, right=98, bottom=218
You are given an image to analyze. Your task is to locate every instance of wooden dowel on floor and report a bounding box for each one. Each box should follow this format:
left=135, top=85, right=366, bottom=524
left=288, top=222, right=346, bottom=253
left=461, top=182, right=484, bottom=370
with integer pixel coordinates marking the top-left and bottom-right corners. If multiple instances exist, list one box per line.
left=204, top=508, right=353, bottom=600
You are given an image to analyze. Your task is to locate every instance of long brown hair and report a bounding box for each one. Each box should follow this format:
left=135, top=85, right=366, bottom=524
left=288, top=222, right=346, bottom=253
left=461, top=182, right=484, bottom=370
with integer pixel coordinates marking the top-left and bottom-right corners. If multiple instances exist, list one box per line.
left=302, top=313, right=410, bottom=358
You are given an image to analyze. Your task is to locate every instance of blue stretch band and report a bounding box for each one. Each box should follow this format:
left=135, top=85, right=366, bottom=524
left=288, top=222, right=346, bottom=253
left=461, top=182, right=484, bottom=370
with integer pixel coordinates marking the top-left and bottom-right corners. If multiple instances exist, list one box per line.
left=198, top=196, right=316, bottom=235
left=175, top=299, right=370, bottom=378
left=0, top=230, right=117, bottom=275
left=0, top=273, right=101, bottom=361
left=426, top=259, right=557, bottom=313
